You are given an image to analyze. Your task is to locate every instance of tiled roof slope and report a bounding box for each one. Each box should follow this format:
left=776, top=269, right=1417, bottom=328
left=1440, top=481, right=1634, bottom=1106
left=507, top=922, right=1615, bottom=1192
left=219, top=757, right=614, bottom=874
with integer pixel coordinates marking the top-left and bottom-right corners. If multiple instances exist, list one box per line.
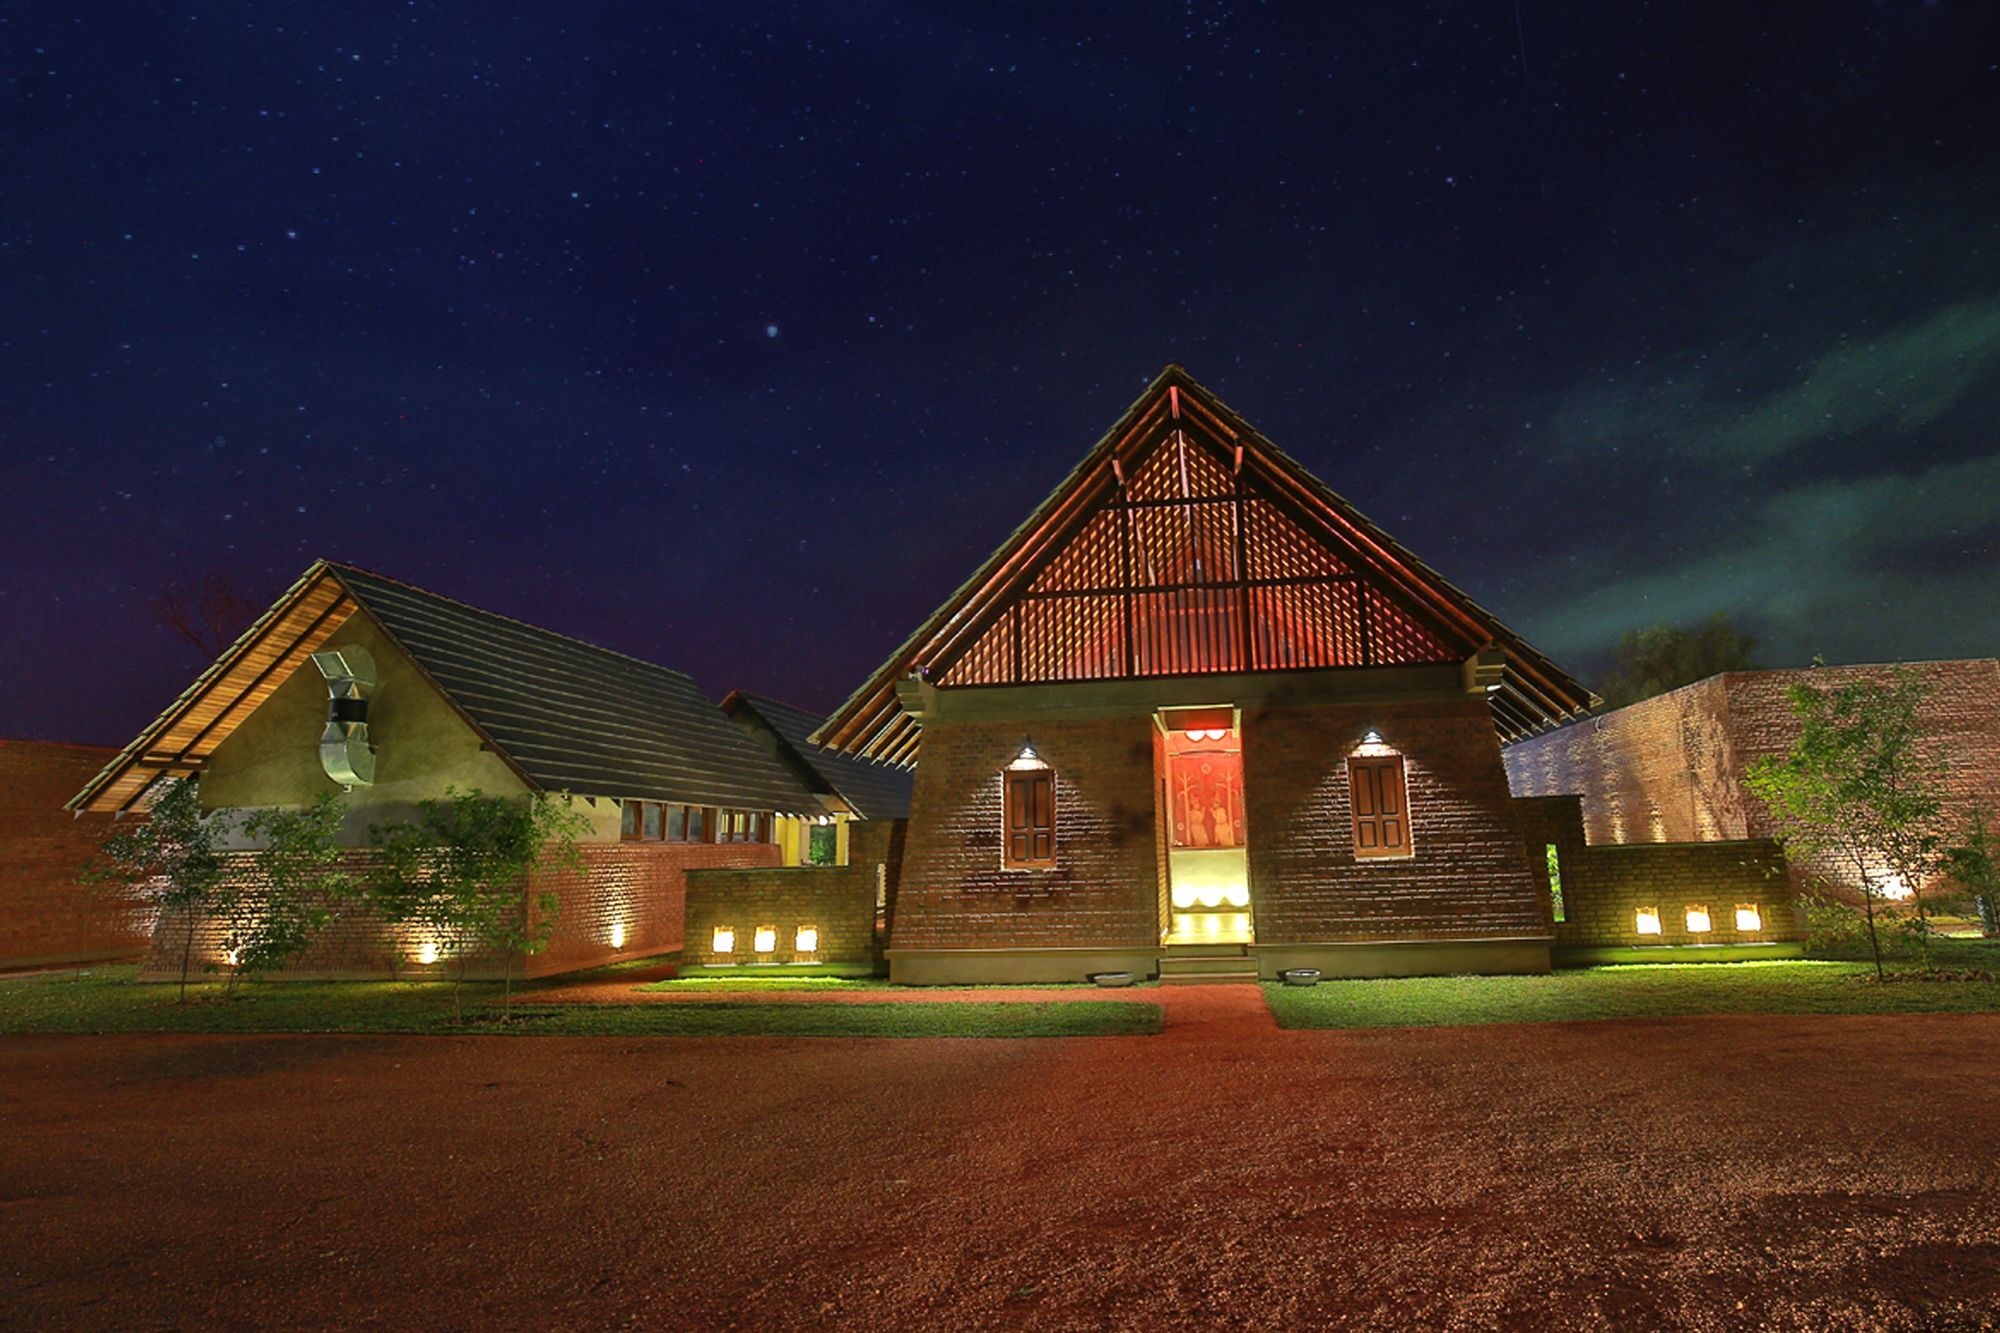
left=723, top=691, right=914, bottom=820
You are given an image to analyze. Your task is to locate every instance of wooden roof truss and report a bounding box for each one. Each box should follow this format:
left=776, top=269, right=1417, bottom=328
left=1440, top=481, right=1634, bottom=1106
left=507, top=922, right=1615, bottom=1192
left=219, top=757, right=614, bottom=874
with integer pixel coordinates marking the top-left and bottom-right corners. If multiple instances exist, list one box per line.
left=815, top=368, right=1595, bottom=766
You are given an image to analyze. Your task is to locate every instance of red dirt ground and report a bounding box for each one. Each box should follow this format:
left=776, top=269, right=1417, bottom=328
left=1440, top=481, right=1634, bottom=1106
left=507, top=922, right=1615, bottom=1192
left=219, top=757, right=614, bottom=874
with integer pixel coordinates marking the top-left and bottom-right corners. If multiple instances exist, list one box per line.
left=6, top=995, right=2000, bottom=1328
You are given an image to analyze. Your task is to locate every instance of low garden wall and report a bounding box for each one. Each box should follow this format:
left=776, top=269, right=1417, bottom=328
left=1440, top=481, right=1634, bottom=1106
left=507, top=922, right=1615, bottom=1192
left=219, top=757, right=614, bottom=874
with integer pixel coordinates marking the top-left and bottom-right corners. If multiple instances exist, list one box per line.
left=1514, top=795, right=1799, bottom=960
left=682, top=819, right=905, bottom=969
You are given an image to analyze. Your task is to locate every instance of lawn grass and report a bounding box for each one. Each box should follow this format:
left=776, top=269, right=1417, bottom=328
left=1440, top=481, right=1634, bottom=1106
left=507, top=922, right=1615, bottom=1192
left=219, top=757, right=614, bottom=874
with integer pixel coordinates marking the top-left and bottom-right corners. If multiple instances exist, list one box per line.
left=640, top=963, right=892, bottom=992
left=1265, top=955, right=2000, bottom=1031
left=637, top=967, right=1157, bottom=993
left=0, top=966, right=1161, bottom=1038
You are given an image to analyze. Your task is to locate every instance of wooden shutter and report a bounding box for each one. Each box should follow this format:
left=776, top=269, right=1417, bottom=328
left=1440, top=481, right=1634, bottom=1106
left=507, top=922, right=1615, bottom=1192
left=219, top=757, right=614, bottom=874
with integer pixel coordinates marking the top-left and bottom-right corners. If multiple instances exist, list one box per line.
left=1004, top=768, right=1057, bottom=868
left=1348, top=755, right=1410, bottom=859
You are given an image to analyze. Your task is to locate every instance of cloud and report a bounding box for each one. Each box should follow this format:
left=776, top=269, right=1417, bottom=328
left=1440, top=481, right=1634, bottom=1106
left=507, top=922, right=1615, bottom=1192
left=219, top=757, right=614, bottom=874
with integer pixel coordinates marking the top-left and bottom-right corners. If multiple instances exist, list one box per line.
left=1529, top=449, right=2000, bottom=666
left=1717, top=302, right=2000, bottom=463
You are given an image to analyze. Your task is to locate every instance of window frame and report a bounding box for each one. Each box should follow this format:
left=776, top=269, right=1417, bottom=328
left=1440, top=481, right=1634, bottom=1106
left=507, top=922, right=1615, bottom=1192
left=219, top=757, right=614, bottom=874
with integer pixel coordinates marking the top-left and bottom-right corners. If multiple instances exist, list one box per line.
left=1544, top=842, right=1566, bottom=923
left=1347, top=753, right=1413, bottom=860
left=1002, top=766, right=1058, bottom=870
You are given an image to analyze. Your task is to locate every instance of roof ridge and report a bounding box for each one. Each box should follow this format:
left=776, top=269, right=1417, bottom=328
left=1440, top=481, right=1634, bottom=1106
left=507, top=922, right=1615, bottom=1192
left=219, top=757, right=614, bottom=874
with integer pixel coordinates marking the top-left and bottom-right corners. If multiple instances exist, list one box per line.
left=324, top=560, right=702, bottom=688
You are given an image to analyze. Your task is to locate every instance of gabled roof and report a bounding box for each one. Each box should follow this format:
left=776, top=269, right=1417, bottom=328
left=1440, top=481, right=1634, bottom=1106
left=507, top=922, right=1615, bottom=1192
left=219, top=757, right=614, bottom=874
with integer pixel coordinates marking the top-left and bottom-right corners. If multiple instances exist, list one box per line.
left=71, top=561, right=817, bottom=816
left=813, top=365, right=1596, bottom=764
left=722, top=691, right=914, bottom=820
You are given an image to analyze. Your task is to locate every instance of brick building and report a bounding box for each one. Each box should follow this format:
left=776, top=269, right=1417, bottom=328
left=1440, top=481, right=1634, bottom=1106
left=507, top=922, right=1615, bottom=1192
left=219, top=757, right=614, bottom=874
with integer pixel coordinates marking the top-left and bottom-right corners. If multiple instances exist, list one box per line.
left=722, top=690, right=913, bottom=868
left=813, top=366, right=1630, bottom=983
left=0, top=739, right=153, bottom=969
left=1504, top=660, right=2000, bottom=905
left=70, top=562, right=821, bottom=980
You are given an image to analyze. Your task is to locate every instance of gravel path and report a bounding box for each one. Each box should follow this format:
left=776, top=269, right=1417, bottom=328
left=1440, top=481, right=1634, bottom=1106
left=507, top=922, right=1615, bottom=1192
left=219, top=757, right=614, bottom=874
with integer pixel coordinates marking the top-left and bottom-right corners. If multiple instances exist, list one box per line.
left=5, top=1007, right=2000, bottom=1328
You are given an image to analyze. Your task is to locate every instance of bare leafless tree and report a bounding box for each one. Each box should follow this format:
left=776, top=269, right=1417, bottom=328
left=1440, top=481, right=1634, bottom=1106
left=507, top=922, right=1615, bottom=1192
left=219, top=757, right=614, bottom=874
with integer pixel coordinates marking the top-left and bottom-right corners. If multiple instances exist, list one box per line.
left=150, top=570, right=268, bottom=660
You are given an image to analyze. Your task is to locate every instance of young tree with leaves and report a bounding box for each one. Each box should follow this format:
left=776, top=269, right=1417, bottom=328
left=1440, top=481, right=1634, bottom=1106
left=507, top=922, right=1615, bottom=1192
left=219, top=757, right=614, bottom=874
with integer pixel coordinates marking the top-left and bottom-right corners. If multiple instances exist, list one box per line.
left=83, top=778, right=226, bottom=1003
left=367, top=788, right=589, bottom=1020
left=1944, top=808, right=2000, bottom=939
left=227, top=791, right=356, bottom=981
left=1743, top=666, right=1947, bottom=979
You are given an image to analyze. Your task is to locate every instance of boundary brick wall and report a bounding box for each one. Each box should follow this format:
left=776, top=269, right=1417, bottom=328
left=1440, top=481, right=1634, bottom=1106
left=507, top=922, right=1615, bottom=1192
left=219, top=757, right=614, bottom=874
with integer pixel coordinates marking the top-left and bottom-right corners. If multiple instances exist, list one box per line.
left=682, top=820, right=906, bottom=967
left=1513, top=794, right=1797, bottom=949
left=895, top=717, right=1161, bottom=950
left=1245, top=698, right=1547, bottom=944
left=0, top=740, right=154, bottom=968
left=1504, top=661, right=2000, bottom=899
left=139, top=842, right=776, bottom=981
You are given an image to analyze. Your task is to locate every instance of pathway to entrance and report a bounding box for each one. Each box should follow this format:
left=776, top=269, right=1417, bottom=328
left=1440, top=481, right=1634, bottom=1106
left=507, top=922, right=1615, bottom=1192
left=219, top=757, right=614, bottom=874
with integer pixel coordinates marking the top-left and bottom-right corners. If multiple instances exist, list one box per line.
left=521, top=968, right=1278, bottom=1037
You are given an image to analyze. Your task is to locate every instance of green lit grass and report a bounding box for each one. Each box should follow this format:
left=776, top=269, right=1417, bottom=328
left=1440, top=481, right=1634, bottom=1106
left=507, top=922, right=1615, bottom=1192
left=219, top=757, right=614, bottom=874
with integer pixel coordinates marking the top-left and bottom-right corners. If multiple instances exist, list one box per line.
left=641, top=963, right=889, bottom=991
left=637, top=968, right=1156, bottom=993
left=0, top=966, right=1161, bottom=1038
left=1265, top=955, right=2000, bottom=1031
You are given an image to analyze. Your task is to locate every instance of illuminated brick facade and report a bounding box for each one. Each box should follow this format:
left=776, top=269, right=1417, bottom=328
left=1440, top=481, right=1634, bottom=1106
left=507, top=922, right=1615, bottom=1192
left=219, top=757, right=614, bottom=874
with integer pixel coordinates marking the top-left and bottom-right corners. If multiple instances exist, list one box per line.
left=1504, top=660, right=2000, bottom=900
left=139, top=841, right=780, bottom=982
left=1513, top=795, right=1797, bottom=956
left=1245, top=697, right=1545, bottom=945
left=683, top=819, right=906, bottom=968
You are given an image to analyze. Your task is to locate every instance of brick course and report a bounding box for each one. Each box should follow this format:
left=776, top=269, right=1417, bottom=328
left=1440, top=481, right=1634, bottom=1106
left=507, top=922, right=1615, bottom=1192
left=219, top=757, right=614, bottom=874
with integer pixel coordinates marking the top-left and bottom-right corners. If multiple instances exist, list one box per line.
left=139, top=841, right=777, bottom=981
left=1245, top=698, right=1547, bottom=944
left=682, top=820, right=905, bottom=968
left=1513, top=795, right=1797, bottom=950
left=1504, top=661, right=2000, bottom=900
left=896, top=716, right=1162, bottom=950
left=0, top=740, right=153, bottom=968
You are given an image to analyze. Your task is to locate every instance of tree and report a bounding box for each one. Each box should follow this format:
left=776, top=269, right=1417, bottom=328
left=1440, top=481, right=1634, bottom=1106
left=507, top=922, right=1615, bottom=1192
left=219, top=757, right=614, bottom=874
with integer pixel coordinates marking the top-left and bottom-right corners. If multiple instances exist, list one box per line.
left=1596, top=613, right=1760, bottom=709
left=228, top=792, right=356, bottom=981
left=1944, top=808, right=2000, bottom=939
left=367, top=789, right=590, bottom=1020
left=83, top=778, right=227, bottom=1003
left=150, top=571, right=267, bottom=660
left=1743, top=667, right=1947, bottom=978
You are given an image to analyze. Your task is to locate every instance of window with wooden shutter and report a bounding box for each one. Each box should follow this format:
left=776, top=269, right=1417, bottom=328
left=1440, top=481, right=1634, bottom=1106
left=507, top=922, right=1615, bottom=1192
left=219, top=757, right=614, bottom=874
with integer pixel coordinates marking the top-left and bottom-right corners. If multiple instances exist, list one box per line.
left=1003, top=767, right=1057, bottom=869
left=1348, top=754, right=1411, bottom=859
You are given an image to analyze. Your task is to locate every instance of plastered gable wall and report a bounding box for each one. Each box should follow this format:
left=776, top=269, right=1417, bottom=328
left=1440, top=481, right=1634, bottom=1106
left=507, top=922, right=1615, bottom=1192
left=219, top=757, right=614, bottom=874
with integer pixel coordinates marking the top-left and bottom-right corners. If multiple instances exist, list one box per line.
left=1245, top=696, right=1547, bottom=943
left=198, top=612, right=530, bottom=841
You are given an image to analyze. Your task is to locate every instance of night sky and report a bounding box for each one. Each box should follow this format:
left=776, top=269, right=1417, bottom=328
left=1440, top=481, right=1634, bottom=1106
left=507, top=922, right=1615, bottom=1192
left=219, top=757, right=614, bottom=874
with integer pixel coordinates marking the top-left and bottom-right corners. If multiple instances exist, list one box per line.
left=7, top=3, right=2000, bottom=746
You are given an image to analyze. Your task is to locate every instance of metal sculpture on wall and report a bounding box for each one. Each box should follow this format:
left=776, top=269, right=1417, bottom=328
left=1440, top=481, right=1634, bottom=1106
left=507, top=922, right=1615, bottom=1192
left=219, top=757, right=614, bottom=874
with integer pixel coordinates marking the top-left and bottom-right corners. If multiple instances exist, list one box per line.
left=310, top=646, right=376, bottom=786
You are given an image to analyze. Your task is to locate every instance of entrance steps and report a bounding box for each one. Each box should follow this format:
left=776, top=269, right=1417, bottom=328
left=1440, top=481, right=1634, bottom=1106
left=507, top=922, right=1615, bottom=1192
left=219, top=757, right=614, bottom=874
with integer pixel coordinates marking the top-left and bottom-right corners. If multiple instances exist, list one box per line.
left=1157, top=942, right=1257, bottom=986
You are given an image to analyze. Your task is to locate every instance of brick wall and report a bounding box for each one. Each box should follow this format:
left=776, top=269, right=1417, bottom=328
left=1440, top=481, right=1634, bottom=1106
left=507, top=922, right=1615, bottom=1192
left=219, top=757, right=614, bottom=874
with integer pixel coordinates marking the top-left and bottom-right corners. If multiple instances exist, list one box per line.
left=895, top=717, right=1161, bottom=950
left=1513, top=794, right=1797, bottom=950
left=0, top=739, right=154, bottom=968
left=1504, top=661, right=2000, bottom=898
left=139, top=841, right=777, bottom=981
left=682, top=820, right=905, bottom=967
left=1245, top=698, right=1547, bottom=944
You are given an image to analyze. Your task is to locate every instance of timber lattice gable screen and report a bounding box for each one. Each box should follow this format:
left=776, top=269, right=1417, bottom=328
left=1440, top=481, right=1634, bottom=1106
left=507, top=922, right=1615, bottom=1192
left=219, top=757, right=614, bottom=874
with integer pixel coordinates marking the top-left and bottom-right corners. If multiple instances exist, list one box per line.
left=932, top=424, right=1461, bottom=687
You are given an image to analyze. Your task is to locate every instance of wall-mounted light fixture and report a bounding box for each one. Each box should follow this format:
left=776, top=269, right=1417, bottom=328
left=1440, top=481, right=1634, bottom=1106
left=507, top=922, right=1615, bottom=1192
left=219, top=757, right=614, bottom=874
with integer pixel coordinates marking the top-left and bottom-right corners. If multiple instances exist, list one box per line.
left=1007, top=736, right=1048, bottom=770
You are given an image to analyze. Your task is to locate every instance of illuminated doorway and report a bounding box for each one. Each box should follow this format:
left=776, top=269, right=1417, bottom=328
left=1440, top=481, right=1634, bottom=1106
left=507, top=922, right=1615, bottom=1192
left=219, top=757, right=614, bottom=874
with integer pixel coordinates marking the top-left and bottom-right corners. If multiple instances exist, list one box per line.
left=1158, top=707, right=1251, bottom=945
